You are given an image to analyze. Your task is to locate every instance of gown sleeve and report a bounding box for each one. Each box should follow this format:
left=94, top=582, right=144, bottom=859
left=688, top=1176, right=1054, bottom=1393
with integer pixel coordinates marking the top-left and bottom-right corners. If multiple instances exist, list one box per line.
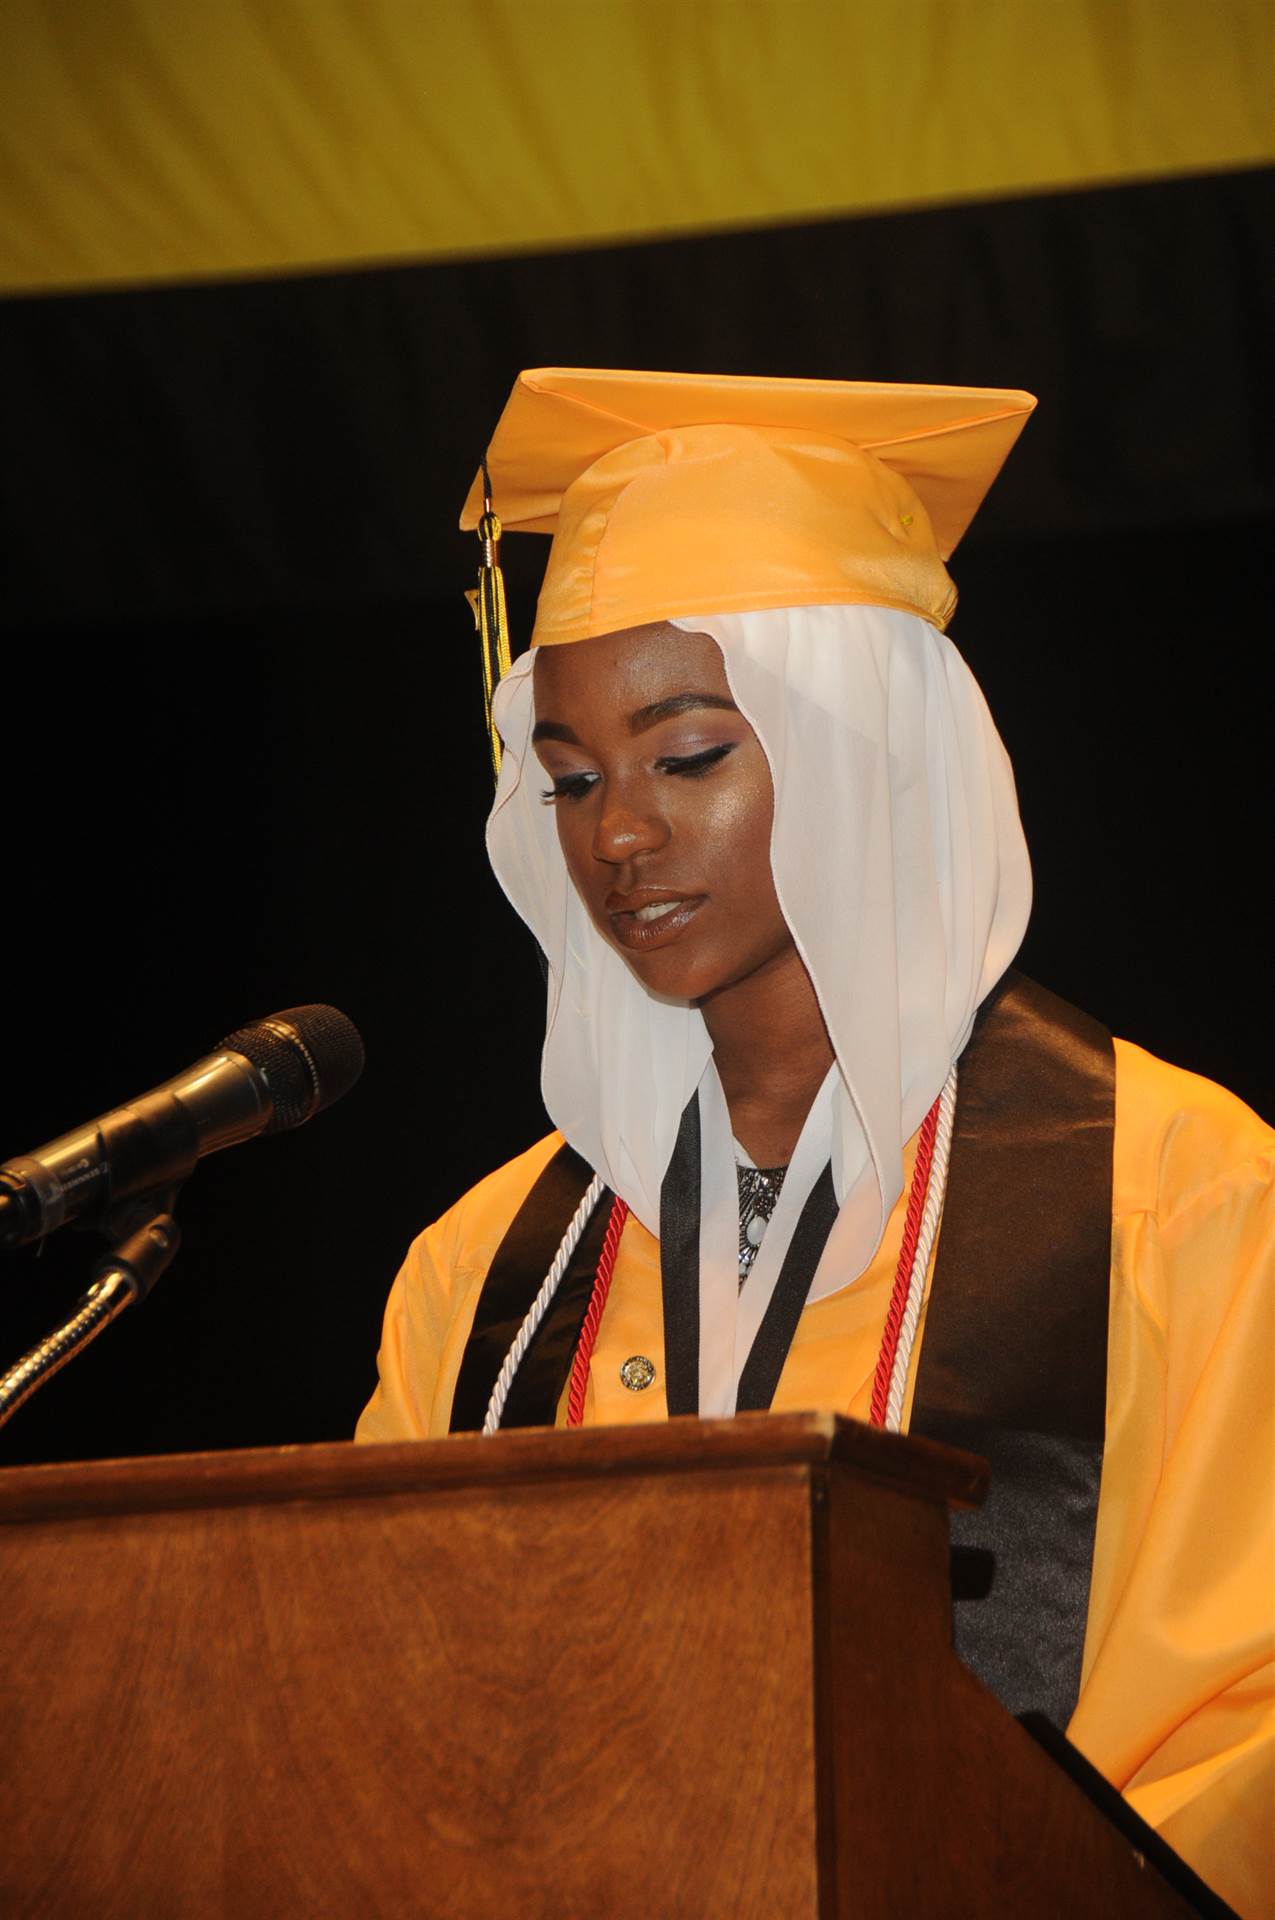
left=1070, top=1042, right=1275, bottom=1919
left=354, top=1228, right=452, bottom=1443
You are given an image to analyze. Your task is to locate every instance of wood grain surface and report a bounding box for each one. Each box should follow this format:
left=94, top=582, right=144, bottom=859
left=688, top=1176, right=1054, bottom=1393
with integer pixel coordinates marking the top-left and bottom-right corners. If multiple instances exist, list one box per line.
left=3, top=1454, right=822, bottom=1917
left=0, top=1408, right=987, bottom=1524
left=815, top=1464, right=1197, bottom=1919
left=0, top=1417, right=1192, bottom=1918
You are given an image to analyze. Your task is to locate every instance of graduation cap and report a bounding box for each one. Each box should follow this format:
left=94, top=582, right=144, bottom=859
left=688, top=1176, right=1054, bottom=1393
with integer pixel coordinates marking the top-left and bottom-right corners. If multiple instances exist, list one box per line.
left=462, top=368, right=1036, bottom=772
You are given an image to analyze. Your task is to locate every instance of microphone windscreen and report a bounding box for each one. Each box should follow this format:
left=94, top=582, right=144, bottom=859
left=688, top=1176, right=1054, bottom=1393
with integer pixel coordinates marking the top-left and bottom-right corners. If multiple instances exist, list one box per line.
left=219, top=1005, right=365, bottom=1131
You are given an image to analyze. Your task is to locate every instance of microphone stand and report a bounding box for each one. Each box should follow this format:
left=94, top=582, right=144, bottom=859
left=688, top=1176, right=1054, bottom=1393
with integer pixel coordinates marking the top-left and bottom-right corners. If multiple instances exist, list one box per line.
left=0, top=1195, right=181, bottom=1431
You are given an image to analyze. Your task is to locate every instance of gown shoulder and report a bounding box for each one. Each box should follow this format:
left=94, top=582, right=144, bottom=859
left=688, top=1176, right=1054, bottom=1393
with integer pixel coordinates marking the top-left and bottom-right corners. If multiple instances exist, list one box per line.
left=355, top=1131, right=563, bottom=1444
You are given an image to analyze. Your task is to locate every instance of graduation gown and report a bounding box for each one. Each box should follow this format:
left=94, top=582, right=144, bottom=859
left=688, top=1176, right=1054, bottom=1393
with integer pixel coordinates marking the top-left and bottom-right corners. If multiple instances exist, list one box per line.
left=357, top=1035, right=1274, bottom=1918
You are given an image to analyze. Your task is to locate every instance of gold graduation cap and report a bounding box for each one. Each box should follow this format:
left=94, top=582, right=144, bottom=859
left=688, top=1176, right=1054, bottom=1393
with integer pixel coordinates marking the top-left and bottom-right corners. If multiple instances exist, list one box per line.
left=462, top=368, right=1036, bottom=768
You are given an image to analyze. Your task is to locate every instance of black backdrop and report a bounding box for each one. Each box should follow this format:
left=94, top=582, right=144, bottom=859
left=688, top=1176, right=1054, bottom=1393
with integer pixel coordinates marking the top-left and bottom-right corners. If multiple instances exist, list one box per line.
left=1, top=166, right=1271, bottom=1466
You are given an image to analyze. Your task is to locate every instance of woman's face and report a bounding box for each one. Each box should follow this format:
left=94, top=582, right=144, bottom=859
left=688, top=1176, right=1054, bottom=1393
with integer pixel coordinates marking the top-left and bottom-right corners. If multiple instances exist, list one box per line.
left=531, top=623, right=797, bottom=1002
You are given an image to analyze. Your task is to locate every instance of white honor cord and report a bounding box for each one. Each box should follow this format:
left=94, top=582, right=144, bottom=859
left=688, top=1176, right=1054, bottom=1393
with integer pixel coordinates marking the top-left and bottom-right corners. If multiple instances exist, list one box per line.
left=482, top=1172, right=606, bottom=1436
left=884, top=1064, right=959, bottom=1435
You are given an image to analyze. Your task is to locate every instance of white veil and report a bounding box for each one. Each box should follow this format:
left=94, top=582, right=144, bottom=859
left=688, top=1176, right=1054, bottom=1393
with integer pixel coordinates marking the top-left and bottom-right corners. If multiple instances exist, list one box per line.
left=486, top=605, right=1031, bottom=1415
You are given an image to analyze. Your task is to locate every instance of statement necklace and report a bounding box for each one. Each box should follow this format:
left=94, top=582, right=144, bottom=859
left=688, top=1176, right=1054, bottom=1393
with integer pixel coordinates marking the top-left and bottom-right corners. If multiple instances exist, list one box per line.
left=736, top=1163, right=788, bottom=1280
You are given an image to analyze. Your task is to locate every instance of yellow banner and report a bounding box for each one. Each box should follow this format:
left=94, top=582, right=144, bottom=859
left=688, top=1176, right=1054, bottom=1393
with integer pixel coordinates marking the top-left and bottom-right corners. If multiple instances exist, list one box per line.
left=2, top=0, right=1272, bottom=293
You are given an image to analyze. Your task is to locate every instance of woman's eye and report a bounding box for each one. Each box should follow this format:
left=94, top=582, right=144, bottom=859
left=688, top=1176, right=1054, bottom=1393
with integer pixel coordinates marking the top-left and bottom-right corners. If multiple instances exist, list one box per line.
left=655, top=743, right=737, bottom=777
left=539, top=743, right=736, bottom=801
left=540, top=771, right=599, bottom=804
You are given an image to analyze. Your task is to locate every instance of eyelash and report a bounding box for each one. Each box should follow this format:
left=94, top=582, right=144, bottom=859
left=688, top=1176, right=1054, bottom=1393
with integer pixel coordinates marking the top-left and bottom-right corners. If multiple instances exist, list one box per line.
left=540, top=742, right=737, bottom=803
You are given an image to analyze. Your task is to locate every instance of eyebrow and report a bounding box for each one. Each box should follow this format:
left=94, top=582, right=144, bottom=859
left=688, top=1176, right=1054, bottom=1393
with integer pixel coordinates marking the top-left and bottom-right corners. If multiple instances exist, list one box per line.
left=531, top=691, right=738, bottom=746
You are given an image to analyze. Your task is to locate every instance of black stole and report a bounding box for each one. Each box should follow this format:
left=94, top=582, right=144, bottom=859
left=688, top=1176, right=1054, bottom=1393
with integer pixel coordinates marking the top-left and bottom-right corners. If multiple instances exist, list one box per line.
left=448, top=1147, right=615, bottom=1433
left=449, top=971, right=1115, bottom=1728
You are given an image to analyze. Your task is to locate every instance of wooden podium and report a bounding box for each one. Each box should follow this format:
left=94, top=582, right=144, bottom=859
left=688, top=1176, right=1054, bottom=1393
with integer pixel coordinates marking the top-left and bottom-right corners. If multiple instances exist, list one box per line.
left=0, top=1413, right=1200, bottom=1918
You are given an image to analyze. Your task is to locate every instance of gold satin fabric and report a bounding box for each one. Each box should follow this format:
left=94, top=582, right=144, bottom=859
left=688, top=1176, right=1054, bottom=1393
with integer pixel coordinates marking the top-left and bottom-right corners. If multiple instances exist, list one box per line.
left=358, top=1037, right=1274, bottom=1916
left=3, top=1, right=1272, bottom=293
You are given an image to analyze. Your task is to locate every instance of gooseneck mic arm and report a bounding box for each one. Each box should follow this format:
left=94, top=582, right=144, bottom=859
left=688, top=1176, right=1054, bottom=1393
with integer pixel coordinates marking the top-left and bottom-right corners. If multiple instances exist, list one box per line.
left=0, top=1203, right=181, bottom=1432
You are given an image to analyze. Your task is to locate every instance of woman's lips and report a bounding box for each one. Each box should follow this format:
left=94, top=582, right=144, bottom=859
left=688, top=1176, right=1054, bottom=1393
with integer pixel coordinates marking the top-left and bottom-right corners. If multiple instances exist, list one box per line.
left=607, top=893, right=706, bottom=951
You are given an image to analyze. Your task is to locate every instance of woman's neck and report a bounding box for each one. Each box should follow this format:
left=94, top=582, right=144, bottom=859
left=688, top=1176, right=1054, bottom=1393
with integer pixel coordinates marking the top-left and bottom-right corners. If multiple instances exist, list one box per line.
left=699, top=948, right=835, bottom=1167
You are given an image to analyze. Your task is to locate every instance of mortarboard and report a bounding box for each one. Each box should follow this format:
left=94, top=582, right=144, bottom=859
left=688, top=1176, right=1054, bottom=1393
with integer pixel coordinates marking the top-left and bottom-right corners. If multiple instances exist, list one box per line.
left=463, top=367, right=1036, bottom=770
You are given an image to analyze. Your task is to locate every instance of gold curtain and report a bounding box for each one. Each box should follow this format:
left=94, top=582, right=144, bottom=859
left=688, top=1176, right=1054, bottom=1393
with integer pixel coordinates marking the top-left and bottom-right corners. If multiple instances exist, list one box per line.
left=2, top=0, right=1272, bottom=293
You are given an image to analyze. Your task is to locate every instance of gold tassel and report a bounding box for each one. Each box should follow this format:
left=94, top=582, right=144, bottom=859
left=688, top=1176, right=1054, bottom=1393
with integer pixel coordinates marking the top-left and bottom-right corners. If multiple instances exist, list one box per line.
left=471, top=457, right=513, bottom=783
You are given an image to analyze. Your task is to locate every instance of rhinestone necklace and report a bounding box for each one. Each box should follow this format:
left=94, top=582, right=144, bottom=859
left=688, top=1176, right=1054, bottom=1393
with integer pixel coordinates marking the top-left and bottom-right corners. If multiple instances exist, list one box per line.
left=736, top=1162, right=788, bottom=1281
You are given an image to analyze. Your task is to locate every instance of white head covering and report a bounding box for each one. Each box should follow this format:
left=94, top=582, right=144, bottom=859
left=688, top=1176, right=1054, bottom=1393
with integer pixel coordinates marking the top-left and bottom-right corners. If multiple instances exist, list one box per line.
left=487, top=604, right=1031, bottom=1414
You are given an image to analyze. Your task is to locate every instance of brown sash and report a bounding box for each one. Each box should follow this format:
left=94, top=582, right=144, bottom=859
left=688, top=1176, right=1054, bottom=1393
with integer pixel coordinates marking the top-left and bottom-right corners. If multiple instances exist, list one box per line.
left=449, top=970, right=1115, bottom=1727
left=908, top=970, right=1114, bottom=1726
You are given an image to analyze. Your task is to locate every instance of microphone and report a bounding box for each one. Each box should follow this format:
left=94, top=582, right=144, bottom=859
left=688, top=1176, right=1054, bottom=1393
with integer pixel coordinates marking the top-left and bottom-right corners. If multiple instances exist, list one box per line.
left=0, top=1006, right=365, bottom=1252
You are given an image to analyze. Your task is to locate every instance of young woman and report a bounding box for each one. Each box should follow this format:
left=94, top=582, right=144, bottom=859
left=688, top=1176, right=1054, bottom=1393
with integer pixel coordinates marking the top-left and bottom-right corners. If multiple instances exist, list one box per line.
left=358, top=370, right=1272, bottom=1914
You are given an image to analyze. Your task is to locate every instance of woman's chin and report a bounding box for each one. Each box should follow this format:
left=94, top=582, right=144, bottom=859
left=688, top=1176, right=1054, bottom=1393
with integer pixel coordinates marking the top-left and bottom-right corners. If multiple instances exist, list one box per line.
left=612, top=929, right=798, bottom=1009
left=618, top=943, right=720, bottom=1005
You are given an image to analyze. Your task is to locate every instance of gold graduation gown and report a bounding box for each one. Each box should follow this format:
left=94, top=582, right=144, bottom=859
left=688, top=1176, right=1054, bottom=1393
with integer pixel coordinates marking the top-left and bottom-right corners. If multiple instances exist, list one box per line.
left=358, top=1037, right=1275, bottom=1918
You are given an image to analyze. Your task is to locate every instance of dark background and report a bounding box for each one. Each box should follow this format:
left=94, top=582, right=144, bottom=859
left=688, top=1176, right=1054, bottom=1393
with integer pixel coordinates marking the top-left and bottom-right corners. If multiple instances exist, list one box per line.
left=1, top=166, right=1271, bottom=1466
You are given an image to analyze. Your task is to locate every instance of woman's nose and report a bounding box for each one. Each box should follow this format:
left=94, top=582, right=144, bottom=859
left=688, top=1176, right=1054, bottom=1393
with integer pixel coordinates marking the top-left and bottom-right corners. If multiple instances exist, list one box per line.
left=591, top=797, right=670, bottom=865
